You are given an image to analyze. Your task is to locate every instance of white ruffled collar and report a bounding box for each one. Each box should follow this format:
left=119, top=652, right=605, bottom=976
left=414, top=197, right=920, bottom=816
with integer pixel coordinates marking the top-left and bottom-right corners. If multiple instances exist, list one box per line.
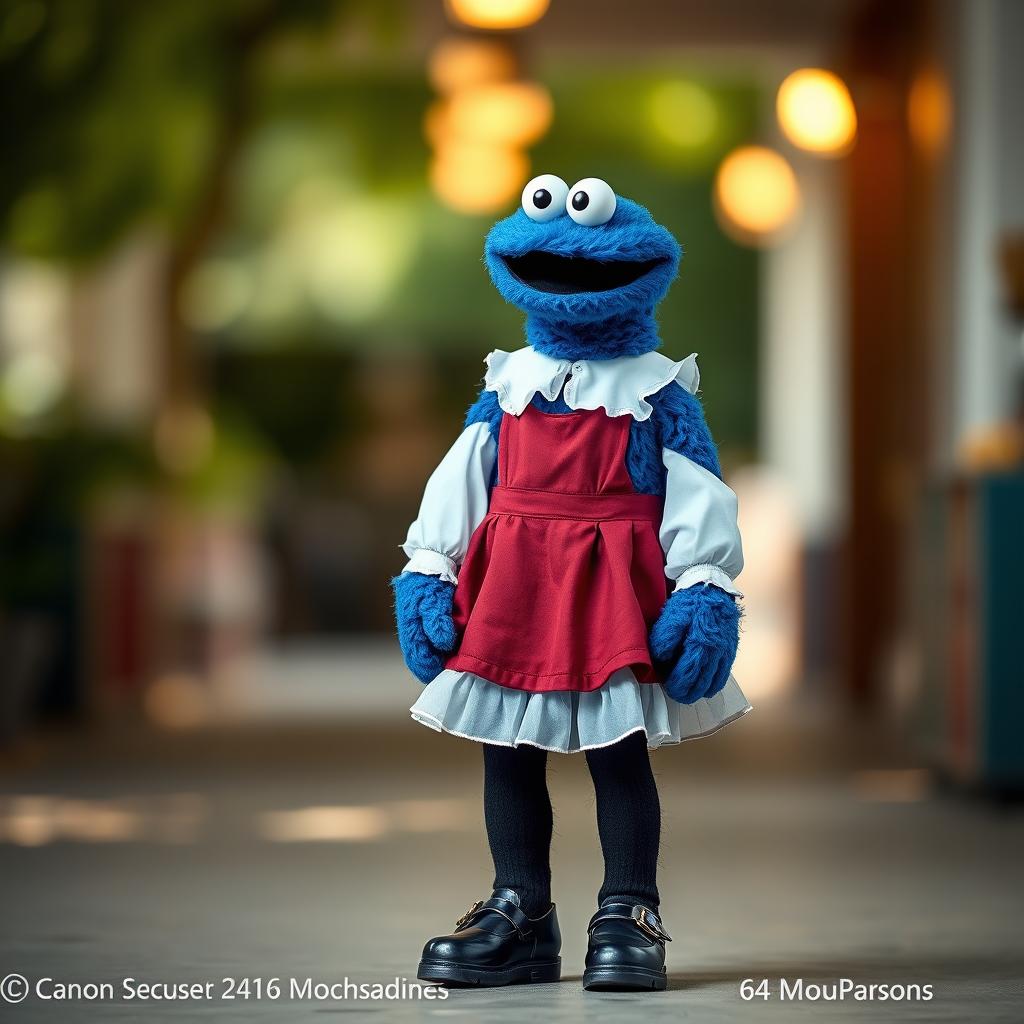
left=483, top=347, right=699, bottom=421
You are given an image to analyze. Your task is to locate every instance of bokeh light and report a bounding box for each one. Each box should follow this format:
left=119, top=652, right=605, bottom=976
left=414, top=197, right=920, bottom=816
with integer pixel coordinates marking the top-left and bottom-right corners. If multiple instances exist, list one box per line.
left=181, top=259, right=252, bottom=332
left=908, top=67, right=952, bottom=158
left=299, top=198, right=420, bottom=323
left=1, top=349, right=65, bottom=418
left=422, top=99, right=451, bottom=149
left=3, top=797, right=57, bottom=847
left=649, top=80, right=719, bottom=150
left=443, top=81, right=553, bottom=148
left=144, top=673, right=212, bottom=730
left=260, top=805, right=390, bottom=843
left=0, top=260, right=70, bottom=424
left=0, top=795, right=206, bottom=846
left=776, top=68, right=857, bottom=155
left=425, top=31, right=550, bottom=215
left=446, top=0, right=549, bottom=30
left=430, top=141, right=530, bottom=214
left=714, top=145, right=800, bottom=245
left=428, top=36, right=518, bottom=94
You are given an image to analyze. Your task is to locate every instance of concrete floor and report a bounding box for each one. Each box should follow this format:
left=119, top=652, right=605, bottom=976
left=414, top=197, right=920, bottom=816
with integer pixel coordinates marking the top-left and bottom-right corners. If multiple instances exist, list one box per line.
left=0, top=702, right=1022, bottom=1023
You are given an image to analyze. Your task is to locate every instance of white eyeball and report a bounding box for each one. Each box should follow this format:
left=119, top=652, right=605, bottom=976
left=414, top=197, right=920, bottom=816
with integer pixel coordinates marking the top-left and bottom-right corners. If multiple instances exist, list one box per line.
left=521, top=174, right=569, bottom=222
left=566, top=177, right=616, bottom=226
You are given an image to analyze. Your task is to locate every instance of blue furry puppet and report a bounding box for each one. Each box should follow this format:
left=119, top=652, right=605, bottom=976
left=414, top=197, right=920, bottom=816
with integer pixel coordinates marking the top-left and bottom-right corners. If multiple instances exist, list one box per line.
left=393, top=174, right=748, bottom=992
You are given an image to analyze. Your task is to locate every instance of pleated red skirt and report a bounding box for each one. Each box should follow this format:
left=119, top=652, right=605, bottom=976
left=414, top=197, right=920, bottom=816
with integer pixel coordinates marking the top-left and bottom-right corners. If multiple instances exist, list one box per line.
left=445, top=404, right=669, bottom=693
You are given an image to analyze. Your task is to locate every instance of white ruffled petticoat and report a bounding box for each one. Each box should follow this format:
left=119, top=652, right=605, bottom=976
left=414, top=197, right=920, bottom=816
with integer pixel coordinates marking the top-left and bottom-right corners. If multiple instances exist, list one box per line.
left=410, top=668, right=752, bottom=754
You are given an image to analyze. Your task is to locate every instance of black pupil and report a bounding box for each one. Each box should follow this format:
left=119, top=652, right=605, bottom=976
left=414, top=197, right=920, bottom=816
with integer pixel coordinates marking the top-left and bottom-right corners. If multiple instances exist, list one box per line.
left=533, top=189, right=551, bottom=210
left=572, top=190, right=589, bottom=211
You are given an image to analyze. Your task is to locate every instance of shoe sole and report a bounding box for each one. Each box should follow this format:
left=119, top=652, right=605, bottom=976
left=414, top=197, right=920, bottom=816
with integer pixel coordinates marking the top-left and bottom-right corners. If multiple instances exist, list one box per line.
left=417, top=956, right=561, bottom=987
left=583, top=965, right=667, bottom=991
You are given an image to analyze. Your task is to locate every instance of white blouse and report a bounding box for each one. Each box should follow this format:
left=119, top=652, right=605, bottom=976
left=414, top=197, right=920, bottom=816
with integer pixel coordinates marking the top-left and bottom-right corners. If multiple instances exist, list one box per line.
left=401, top=347, right=742, bottom=598
left=401, top=420, right=497, bottom=586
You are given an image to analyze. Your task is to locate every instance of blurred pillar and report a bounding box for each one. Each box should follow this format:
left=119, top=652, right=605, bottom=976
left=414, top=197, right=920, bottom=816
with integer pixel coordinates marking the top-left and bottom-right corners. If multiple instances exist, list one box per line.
left=763, top=156, right=847, bottom=689
left=949, top=0, right=1024, bottom=451
left=840, top=0, right=936, bottom=705
left=71, top=230, right=164, bottom=427
left=70, top=233, right=166, bottom=710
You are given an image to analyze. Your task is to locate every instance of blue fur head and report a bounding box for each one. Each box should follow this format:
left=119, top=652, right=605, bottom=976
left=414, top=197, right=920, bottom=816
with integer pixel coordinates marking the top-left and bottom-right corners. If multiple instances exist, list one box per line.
left=484, top=188, right=682, bottom=361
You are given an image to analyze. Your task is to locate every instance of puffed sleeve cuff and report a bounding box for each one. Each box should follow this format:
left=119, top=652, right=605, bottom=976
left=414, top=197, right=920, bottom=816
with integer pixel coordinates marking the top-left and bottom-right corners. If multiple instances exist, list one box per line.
left=673, top=564, right=744, bottom=599
left=660, top=446, right=744, bottom=596
left=400, top=548, right=459, bottom=586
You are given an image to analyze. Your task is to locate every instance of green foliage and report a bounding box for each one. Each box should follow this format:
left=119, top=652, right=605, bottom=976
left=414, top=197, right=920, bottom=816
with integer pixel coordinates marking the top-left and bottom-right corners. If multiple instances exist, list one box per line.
left=210, top=347, right=359, bottom=469
left=168, top=410, right=275, bottom=512
left=0, top=0, right=355, bottom=262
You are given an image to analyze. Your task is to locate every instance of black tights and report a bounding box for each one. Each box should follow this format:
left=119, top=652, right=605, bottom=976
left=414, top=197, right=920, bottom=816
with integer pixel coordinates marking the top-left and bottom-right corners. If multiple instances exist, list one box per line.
left=482, top=731, right=661, bottom=917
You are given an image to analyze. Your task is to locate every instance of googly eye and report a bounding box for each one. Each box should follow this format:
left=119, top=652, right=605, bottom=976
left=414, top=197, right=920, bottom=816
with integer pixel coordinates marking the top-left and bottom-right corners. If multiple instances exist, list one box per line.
left=566, top=178, right=616, bottom=226
left=521, top=174, right=569, bottom=223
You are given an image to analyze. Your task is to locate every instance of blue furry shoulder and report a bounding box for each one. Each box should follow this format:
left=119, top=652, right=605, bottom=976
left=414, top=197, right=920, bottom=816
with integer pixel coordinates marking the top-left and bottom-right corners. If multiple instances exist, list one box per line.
left=464, top=386, right=503, bottom=445
left=625, top=384, right=722, bottom=495
left=651, top=385, right=722, bottom=478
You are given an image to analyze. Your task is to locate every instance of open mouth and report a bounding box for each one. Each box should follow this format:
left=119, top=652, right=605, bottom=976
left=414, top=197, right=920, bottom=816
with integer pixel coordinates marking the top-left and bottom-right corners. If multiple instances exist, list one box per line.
left=502, top=251, right=665, bottom=294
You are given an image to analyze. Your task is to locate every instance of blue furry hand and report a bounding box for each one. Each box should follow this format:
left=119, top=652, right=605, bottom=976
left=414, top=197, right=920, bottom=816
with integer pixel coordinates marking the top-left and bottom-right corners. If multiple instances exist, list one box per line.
left=391, top=572, right=458, bottom=683
left=649, top=585, right=741, bottom=704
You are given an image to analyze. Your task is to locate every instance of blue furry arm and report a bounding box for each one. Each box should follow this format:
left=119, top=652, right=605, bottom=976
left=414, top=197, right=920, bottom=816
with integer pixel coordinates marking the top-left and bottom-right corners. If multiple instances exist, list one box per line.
left=392, top=572, right=458, bottom=683
left=648, top=383, right=741, bottom=703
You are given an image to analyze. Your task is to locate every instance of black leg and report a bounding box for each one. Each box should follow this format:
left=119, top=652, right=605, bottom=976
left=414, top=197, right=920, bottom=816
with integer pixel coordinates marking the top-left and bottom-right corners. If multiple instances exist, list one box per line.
left=482, top=743, right=553, bottom=917
left=585, top=731, right=661, bottom=909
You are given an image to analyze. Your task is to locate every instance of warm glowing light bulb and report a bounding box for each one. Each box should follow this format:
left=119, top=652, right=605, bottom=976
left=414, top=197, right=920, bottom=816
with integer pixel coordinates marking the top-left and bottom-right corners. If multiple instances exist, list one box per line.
left=444, top=81, right=552, bottom=147
left=446, top=0, right=549, bottom=30
left=714, top=146, right=800, bottom=245
left=428, top=37, right=518, bottom=94
left=430, top=142, right=530, bottom=214
left=776, top=68, right=857, bottom=155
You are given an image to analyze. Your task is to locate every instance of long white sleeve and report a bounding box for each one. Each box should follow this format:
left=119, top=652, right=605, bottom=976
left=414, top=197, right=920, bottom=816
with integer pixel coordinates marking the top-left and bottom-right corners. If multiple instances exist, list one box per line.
left=400, top=421, right=498, bottom=584
left=660, top=447, right=744, bottom=597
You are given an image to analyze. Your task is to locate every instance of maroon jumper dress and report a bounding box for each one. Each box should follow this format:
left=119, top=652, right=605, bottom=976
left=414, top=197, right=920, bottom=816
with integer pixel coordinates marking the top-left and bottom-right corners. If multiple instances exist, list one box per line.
left=445, top=404, right=669, bottom=693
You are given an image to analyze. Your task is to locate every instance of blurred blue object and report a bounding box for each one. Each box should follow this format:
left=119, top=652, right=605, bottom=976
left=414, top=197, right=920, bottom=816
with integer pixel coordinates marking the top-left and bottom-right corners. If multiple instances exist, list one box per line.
left=920, top=472, right=1024, bottom=793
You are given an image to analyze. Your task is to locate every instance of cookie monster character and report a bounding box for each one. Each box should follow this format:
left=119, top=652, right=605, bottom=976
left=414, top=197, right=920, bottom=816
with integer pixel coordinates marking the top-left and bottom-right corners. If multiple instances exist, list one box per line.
left=393, top=174, right=748, bottom=991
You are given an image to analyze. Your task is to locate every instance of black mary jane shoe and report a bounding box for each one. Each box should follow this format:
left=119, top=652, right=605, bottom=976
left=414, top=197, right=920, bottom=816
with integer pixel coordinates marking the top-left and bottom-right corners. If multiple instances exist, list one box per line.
left=417, top=888, right=561, bottom=987
left=583, top=899, right=672, bottom=991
